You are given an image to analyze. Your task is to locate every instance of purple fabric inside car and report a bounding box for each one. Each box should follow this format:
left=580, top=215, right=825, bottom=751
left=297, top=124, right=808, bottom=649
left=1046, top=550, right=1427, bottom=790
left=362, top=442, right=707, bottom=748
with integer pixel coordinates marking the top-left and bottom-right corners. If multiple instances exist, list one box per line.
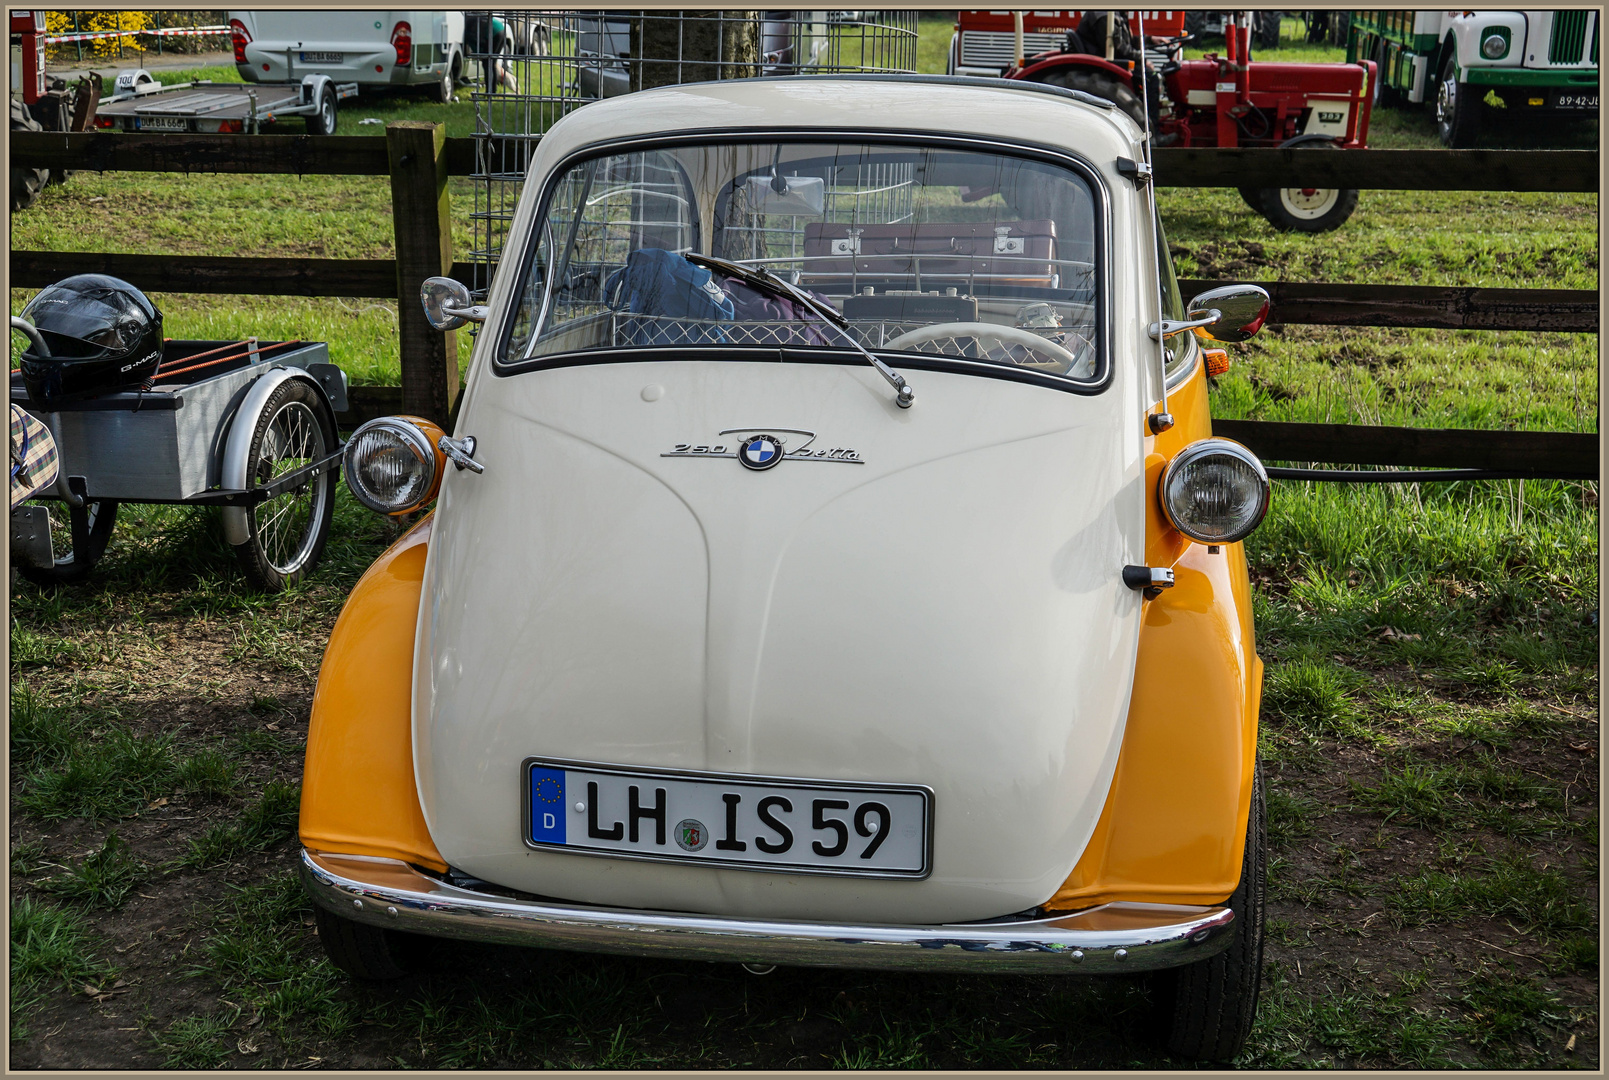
left=717, top=275, right=836, bottom=347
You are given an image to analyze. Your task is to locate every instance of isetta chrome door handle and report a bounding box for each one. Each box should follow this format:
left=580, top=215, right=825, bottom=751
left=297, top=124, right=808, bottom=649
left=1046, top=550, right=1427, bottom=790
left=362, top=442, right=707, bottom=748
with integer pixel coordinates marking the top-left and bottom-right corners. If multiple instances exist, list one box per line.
left=439, top=435, right=484, bottom=474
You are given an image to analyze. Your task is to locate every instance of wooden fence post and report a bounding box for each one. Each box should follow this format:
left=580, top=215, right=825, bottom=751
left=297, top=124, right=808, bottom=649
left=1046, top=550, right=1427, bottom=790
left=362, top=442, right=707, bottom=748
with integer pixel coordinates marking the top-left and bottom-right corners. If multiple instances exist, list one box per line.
left=387, top=121, right=458, bottom=426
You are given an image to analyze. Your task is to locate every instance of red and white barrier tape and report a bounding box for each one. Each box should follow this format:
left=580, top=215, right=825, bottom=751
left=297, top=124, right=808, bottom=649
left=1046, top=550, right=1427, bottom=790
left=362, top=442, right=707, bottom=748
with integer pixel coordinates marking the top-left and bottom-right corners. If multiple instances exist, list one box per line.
left=45, top=25, right=230, bottom=45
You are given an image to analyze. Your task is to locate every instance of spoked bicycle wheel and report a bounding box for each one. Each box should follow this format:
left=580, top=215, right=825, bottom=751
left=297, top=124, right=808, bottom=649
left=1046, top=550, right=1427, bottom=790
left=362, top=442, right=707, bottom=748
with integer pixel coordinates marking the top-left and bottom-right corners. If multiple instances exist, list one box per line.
left=232, top=379, right=337, bottom=591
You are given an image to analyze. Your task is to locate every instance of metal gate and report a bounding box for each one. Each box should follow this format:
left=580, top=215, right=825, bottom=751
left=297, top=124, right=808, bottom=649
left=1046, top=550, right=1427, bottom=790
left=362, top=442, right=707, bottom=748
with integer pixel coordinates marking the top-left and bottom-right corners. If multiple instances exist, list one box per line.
left=465, top=11, right=921, bottom=297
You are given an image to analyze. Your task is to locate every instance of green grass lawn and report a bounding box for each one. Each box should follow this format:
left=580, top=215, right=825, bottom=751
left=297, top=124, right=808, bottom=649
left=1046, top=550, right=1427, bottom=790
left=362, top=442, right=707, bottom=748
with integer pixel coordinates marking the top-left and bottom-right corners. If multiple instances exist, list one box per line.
left=7, top=17, right=1599, bottom=1071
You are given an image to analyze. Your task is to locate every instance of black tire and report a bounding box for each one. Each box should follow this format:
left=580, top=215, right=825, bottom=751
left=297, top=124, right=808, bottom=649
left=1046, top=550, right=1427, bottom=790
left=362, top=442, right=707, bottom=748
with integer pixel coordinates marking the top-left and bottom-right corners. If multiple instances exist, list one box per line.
left=305, top=86, right=337, bottom=136
left=1256, top=142, right=1359, bottom=233
left=1434, top=50, right=1480, bottom=148
left=313, top=904, right=427, bottom=981
left=1254, top=11, right=1281, bottom=50
left=231, top=378, right=337, bottom=591
left=1150, top=765, right=1267, bottom=1063
left=1237, top=187, right=1268, bottom=214
left=1371, top=38, right=1400, bottom=108
left=1035, top=67, right=1147, bottom=130
left=1184, top=11, right=1210, bottom=40
left=11, top=101, right=48, bottom=212
left=431, top=54, right=456, bottom=103
left=17, top=499, right=119, bottom=587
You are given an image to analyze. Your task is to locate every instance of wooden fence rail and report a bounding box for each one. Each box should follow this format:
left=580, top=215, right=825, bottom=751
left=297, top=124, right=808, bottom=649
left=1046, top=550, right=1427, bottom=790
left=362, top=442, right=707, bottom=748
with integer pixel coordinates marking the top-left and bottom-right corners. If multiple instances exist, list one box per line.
left=10, top=132, right=1599, bottom=475
left=11, top=254, right=1597, bottom=335
left=1212, top=420, right=1598, bottom=478
left=12, top=133, right=1599, bottom=192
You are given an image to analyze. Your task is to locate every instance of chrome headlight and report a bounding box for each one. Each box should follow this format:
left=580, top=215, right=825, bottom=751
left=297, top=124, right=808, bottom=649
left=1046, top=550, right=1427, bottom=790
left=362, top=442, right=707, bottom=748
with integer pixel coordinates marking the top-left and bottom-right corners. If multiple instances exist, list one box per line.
left=343, top=416, right=441, bottom=515
left=1159, top=438, right=1270, bottom=544
left=1480, top=32, right=1508, bottom=59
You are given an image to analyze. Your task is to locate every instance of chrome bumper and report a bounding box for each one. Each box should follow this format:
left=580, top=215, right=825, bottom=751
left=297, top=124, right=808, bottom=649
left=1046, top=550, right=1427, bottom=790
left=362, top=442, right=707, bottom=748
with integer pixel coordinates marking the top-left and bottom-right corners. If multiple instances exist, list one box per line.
left=301, top=849, right=1235, bottom=974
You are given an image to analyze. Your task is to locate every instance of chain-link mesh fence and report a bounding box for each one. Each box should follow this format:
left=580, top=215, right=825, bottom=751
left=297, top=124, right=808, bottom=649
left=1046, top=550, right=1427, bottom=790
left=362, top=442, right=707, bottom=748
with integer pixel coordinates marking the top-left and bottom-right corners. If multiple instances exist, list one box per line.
left=464, top=11, right=919, bottom=297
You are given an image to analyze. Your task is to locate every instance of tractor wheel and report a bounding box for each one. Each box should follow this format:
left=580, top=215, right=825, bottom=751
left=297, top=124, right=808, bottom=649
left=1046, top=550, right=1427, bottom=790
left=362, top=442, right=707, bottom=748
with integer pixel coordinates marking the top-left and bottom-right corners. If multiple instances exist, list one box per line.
left=1035, top=67, right=1147, bottom=131
left=1237, top=188, right=1268, bottom=215
left=1435, top=51, right=1481, bottom=148
left=1254, top=11, right=1281, bottom=50
left=1256, top=142, right=1359, bottom=233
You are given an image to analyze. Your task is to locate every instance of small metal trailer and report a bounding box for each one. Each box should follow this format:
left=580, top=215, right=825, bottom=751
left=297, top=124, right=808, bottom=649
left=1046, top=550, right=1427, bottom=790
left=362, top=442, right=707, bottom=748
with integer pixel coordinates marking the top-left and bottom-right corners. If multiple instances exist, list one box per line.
left=9, top=334, right=348, bottom=591
left=94, top=69, right=357, bottom=134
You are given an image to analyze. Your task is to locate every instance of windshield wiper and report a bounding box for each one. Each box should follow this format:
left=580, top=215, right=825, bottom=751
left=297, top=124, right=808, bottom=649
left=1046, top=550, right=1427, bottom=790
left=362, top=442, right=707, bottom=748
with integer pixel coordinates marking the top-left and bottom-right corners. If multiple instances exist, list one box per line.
left=686, top=252, right=915, bottom=409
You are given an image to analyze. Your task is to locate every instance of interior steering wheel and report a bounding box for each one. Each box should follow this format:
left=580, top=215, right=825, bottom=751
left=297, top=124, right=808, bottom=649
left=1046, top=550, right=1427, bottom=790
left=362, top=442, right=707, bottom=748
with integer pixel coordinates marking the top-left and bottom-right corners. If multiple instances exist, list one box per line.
left=881, top=321, right=1092, bottom=376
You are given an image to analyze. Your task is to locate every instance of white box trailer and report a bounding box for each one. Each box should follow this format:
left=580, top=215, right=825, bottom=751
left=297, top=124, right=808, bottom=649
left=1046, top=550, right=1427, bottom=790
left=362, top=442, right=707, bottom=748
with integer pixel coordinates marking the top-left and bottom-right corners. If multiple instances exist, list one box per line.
left=230, top=10, right=465, bottom=103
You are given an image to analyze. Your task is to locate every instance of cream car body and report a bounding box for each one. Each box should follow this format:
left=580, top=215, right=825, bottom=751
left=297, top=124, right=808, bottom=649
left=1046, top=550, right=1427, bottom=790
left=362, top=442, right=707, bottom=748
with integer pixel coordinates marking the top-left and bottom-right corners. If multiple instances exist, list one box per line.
left=415, top=80, right=1154, bottom=924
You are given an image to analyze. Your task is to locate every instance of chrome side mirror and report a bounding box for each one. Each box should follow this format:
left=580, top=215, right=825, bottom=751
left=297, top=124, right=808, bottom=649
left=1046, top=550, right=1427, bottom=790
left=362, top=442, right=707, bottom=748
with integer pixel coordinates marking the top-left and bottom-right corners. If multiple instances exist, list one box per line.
left=1185, top=284, right=1270, bottom=343
left=421, top=276, right=488, bottom=332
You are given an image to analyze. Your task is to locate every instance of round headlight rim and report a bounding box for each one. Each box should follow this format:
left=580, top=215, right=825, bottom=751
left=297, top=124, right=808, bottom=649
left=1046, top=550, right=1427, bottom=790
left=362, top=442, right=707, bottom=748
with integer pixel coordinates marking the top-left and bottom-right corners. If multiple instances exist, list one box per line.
left=1158, top=437, right=1271, bottom=545
left=343, top=415, right=440, bottom=516
left=1480, top=31, right=1507, bottom=59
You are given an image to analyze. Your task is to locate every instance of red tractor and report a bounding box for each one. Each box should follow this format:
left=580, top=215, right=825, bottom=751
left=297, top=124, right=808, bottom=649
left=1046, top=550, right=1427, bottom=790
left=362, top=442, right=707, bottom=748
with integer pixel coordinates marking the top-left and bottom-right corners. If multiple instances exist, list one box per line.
left=951, top=10, right=1376, bottom=232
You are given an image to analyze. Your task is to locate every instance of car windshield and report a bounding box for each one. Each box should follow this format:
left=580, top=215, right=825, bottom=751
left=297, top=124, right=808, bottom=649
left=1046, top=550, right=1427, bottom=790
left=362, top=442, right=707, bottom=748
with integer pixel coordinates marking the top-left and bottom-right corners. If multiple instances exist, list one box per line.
left=501, top=140, right=1103, bottom=384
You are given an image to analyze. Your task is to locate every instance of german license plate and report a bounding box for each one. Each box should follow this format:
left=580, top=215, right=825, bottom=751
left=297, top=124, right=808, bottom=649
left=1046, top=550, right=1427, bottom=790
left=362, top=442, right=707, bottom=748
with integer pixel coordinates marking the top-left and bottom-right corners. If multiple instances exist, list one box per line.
left=1552, top=90, right=1598, bottom=110
left=301, top=51, right=342, bottom=63
left=138, top=116, right=187, bottom=131
left=524, top=758, right=932, bottom=877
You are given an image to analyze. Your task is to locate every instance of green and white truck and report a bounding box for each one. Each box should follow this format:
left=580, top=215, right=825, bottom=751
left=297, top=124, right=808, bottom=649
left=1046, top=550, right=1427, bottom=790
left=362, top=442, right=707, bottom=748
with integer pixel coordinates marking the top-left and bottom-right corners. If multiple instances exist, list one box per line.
left=1348, top=10, right=1598, bottom=146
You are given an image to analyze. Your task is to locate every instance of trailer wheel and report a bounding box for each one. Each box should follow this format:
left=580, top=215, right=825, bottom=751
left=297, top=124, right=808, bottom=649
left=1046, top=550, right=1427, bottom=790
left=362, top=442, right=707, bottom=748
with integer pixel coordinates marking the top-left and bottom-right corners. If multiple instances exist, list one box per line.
left=16, top=499, right=119, bottom=588
left=1435, top=52, right=1480, bottom=148
left=1034, top=67, right=1146, bottom=130
left=1256, top=143, right=1359, bottom=233
left=305, top=86, right=338, bottom=136
left=232, top=378, right=336, bottom=591
left=1371, top=39, right=1400, bottom=108
left=1149, top=764, right=1266, bottom=1063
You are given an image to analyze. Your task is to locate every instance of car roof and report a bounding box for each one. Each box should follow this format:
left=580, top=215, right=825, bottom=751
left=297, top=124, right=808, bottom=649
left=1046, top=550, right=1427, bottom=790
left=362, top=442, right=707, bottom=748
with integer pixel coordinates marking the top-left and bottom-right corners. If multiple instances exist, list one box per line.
left=529, top=74, right=1137, bottom=173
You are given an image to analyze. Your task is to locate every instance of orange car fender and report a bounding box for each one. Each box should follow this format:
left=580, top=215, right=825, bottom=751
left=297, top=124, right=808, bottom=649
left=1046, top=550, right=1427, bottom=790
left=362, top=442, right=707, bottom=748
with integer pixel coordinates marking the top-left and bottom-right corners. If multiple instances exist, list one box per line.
left=300, top=514, right=447, bottom=872
left=1046, top=363, right=1262, bottom=910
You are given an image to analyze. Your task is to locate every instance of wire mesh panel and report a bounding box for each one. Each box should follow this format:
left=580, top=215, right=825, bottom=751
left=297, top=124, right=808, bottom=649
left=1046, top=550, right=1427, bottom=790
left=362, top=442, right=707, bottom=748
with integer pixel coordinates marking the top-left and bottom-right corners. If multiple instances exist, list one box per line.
left=467, top=11, right=920, bottom=298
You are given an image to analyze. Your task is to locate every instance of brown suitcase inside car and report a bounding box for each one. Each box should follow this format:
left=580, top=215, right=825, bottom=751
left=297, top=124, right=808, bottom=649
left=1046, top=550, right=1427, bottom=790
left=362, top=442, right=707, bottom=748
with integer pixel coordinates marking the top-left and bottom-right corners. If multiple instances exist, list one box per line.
left=802, top=220, right=1059, bottom=289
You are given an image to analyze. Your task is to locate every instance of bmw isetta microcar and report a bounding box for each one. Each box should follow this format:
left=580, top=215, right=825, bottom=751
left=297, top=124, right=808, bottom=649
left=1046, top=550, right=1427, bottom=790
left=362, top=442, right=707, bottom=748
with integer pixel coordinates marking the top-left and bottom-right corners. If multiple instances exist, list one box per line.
left=299, top=75, right=1274, bottom=1061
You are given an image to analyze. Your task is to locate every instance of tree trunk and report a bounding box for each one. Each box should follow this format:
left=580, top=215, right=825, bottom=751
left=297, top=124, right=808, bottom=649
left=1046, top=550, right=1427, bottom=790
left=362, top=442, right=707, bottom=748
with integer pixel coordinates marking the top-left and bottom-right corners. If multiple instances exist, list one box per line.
left=630, top=11, right=759, bottom=92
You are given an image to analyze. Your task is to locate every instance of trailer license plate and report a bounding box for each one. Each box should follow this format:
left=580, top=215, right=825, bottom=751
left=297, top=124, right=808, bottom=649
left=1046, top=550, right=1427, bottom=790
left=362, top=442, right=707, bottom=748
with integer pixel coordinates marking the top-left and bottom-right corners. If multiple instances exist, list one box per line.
left=138, top=116, right=187, bottom=131
left=1553, top=91, right=1597, bottom=110
left=524, top=758, right=932, bottom=877
left=301, top=51, right=342, bottom=63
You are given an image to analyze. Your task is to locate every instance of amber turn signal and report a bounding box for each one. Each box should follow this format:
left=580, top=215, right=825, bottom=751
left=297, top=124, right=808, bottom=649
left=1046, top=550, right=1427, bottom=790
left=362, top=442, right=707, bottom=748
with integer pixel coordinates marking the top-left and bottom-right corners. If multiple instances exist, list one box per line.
left=1203, top=348, right=1231, bottom=378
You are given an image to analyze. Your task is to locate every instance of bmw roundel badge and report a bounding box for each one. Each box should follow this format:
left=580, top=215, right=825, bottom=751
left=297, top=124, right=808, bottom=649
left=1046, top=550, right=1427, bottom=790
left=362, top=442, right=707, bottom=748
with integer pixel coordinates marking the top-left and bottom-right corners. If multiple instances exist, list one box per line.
left=738, top=434, right=785, bottom=471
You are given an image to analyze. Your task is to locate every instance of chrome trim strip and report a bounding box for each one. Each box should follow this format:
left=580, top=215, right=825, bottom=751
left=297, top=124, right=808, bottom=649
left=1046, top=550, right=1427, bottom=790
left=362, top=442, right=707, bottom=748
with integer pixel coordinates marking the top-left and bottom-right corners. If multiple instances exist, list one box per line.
left=300, top=849, right=1235, bottom=974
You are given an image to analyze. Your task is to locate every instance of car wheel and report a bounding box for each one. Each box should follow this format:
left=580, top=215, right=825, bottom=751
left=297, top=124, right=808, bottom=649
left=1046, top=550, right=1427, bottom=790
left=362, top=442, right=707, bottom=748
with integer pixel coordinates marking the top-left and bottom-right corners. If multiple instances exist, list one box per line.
left=1034, top=67, right=1146, bottom=130
left=313, top=905, right=429, bottom=981
left=305, top=86, right=337, bottom=136
left=1256, top=143, right=1360, bottom=233
left=16, top=499, right=119, bottom=587
left=231, top=378, right=337, bottom=591
left=1149, top=764, right=1266, bottom=1063
left=1435, top=51, right=1480, bottom=147
left=432, top=55, right=455, bottom=103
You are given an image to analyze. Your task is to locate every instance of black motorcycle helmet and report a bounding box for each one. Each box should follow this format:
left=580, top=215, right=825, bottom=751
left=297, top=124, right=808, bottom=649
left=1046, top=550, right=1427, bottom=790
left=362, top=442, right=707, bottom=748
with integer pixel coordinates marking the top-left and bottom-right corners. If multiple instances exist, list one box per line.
left=18, top=275, right=164, bottom=406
